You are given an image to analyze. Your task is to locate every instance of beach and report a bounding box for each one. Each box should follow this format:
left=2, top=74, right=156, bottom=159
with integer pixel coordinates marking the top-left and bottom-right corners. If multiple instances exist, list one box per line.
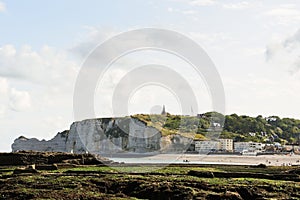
left=109, top=153, right=300, bottom=166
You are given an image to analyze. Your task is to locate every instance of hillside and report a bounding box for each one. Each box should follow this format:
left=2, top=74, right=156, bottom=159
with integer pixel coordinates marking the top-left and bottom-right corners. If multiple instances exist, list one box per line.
left=132, top=112, right=300, bottom=144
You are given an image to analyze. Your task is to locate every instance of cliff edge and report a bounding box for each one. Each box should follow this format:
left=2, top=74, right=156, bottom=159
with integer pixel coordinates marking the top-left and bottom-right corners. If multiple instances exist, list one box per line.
left=12, top=116, right=193, bottom=154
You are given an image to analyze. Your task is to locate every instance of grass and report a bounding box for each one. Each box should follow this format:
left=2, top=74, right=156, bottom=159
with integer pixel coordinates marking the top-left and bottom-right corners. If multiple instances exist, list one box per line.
left=132, top=114, right=204, bottom=138
left=55, top=165, right=224, bottom=174
left=1, top=164, right=300, bottom=199
left=0, top=166, right=17, bottom=175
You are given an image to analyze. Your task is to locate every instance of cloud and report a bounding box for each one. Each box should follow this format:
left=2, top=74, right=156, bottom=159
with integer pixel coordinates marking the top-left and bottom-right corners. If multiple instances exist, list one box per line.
left=266, top=8, right=300, bottom=18
left=167, top=7, right=197, bottom=15
left=0, top=78, right=9, bottom=117
left=0, top=77, right=8, bottom=94
left=170, top=0, right=215, bottom=7
left=222, top=1, right=252, bottom=10
left=0, top=1, right=5, bottom=12
left=0, top=44, right=79, bottom=90
left=189, top=0, right=215, bottom=6
left=0, top=105, right=6, bottom=118
left=171, top=0, right=259, bottom=10
left=42, top=116, right=67, bottom=135
left=9, top=88, right=31, bottom=111
left=265, top=28, right=300, bottom=74
left=265, top=5, right=300, bottom=25
left=70, top=26, right=117, bottom=59
left=284, top=29, right=300, bottom=48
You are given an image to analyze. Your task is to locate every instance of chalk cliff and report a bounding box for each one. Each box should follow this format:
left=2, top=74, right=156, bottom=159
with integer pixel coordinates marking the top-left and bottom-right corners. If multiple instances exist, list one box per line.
left=12, top=131, right=69, bottom=152
left=12, top=117, right=192, bottom=153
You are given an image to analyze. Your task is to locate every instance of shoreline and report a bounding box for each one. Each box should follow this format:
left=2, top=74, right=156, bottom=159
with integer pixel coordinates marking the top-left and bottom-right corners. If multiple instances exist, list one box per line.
left=105, top=153, right=300, bottom=166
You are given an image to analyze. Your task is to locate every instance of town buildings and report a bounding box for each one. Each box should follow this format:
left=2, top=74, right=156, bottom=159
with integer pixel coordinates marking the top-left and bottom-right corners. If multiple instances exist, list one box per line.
left=195, top=140, right=220, bottom=153
left=234, top=142, right=264, bottom=153
left=219, top=139, right=233, bottom=152
left=194, top=139, right=233, bottom=153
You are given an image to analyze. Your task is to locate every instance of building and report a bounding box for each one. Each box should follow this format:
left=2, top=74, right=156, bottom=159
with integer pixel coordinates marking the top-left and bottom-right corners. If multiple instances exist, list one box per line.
left=218, top=139, right=233, bottom=152
left=249, top=142, right=264, bottom=152
left=195, top=140, right=221, bottom=153
left=234, top=142, right=250, bottom=153
left=161, top=105, right=166, bottom=115
left=234, top=142, right=264, bottom=153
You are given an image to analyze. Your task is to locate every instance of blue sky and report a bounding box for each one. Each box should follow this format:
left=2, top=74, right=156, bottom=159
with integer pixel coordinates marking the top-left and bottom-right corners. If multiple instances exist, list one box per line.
left=1, top=0, right=300, bottom=151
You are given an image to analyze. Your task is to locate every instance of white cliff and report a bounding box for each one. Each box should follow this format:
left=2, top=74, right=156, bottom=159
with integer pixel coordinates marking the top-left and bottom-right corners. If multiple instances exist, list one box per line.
left=12, top=117, right=193, bottom=154
left=12, top=131, right=69, bottom=152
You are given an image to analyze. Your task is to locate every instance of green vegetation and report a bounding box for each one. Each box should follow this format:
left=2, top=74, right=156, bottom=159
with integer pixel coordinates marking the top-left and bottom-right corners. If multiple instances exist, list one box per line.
left=132, top=114, right=198, bottom=138
left=223, top=114, right=300, bottom=144
left=1, top=165, right=299, bottom=199
left=57, top=165, right=223, bottom=174
left=132, top=112, right=300, bottom=144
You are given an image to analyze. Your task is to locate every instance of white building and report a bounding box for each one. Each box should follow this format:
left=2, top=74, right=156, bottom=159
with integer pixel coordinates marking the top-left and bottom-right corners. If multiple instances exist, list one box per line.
left=249, top=142, right=264, bottom=152
left=234, top=142, right=264, bottom=153
left=195, top=140, right=220, bottom=153
left=218, top=139, right=233, bottom=152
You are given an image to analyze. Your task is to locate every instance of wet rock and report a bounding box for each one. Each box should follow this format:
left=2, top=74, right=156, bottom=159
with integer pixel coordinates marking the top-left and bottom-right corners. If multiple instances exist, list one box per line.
left=236, top=187, right=256, bottom=200
left=35, top=164, right=58, bottom=170
left=188, top=170, right=215, bottom=178
left=13, top=167, right=39, bottom=175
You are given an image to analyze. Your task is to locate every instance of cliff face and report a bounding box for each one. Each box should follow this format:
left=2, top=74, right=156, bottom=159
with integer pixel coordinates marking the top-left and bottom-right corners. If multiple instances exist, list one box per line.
left=65, top=117, right=162, bottom=154
left=12, top=131, right=69, bottom=152
left=12, top=117, right=192, bottom=153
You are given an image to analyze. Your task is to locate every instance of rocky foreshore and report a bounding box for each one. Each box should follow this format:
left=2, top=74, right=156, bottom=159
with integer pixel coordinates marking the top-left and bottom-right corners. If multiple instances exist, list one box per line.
left=0, top=151, right=112, bottom=166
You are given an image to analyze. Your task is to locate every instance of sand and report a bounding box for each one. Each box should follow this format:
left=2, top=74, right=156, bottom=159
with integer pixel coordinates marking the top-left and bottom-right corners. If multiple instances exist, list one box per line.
left=165, top=154, right=300, bottom=166
left=110, top=153, right=300, bottom=166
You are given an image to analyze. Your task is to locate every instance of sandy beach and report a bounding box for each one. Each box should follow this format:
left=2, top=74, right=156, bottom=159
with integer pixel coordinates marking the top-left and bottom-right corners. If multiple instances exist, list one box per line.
left=180, top=154, right=300, bottom=166
left=110, top=153, right=300, bottom=166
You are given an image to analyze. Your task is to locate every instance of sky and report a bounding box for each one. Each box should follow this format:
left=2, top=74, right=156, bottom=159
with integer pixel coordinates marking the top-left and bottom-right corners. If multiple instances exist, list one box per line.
left=1, top=0, right=300, bottom=151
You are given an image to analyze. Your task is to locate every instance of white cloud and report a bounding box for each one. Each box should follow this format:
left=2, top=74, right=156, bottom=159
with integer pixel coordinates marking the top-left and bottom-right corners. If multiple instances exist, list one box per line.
left=9, top=88, right=31, bottom=111
left=0, top=45, right=16, bottom=57
left=265, top=28, right=300, bottom=74
left=167, top=7, right=197, bottom=15
left=0, top=1, right=5, bottom=12
left=171, top=0, right=259, bottom=10
left=42, top=116, right=69, bottom=137
left=0, top=44, right=79, bottom=90
left=0, top=77, right=8, bottom=94
left=188, top=31, right=237, bottom=51
left=181, top=10, right=197, bottom=15
left=0, top=105, right=6, bottom=118
left=265, top=7, right=300, bottom=25
left=266, top=8, right=300, bottom=17
left=222, top=1, right=252, bottom=10
left=167, top=7, right=174, bottom=12
left=189, top=0, right=215, bottom=6
left=71, top=26, right=117, bottom=58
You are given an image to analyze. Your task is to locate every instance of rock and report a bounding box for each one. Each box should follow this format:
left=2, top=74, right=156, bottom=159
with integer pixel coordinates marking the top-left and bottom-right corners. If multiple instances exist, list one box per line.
left=188, top=170, right=215, bottom=178
left=12, top=130, right=69, bottom=152
left=13, top=167, right=39, bottom=175
left=287, top=168, right=300, bottom=175
left=236, top=187, right=255, bottom=199
left=0, top=151, right=110, bottom=166
left=66, top=117, right=162, bottom=154
left=252, top=163, right=267, bottom=168
left=35, top=164, right=58, bottom=170
left=12, top=117, right=193, bottom=154
left=28, top=164, right=35, bottom=169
